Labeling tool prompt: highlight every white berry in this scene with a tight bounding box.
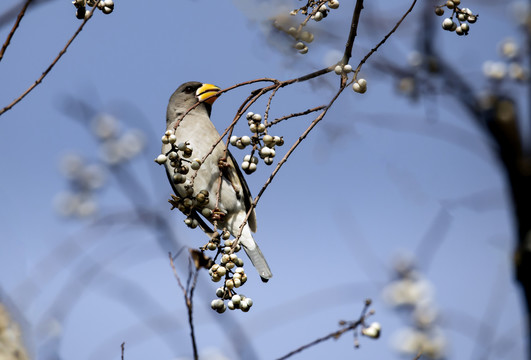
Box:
[442,18,454,30]
[260,147,271,157]
[262,134,274,145]
[241,136,251,146]
[191,159,201,170]
[300,31,314,43]
[328,0,339,9]
[211,299,223,310]
[155,154,167,164]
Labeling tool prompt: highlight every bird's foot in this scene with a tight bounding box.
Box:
[211,208,226,222]
[218,157,229,169]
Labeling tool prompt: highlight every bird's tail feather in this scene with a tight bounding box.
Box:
[239,234,273,282]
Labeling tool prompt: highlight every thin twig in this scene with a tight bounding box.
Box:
[276,300,373,360]
[353,0,418,79]
[266,105,327,127]
[288,66,332,84]
[0,0,48,29]
[0,1,100,117]
[263,85,281,125]
[169,252,199,360]
[121,342,125,360]
[220,77,279,94]
[169,253,187,293]
[0,0,32,62]
[276,323,360,360]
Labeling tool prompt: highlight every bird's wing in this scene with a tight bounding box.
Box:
[223,150,257,232]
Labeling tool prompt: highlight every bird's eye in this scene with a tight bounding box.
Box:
[183,86,194,94]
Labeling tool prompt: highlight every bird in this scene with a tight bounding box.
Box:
[161,81,273,282]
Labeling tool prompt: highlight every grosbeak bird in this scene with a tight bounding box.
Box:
[162,81,272,282]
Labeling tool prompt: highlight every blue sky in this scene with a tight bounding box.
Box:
[0,0,526,359]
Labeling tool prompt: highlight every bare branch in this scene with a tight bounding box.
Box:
[353,0,418,79]
[341,0,364,65]
[276,300,373,360]
[169,252,199,360]
[0,0,32,62]
[0,1,101,117]
[266,105,327,127]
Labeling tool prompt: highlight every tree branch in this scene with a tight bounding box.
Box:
[341,0,364,65]
[0,1,100,117]
[276,300,374,360]
[353,0,418,79]
[170,253,199,360]
[0,0,32,62]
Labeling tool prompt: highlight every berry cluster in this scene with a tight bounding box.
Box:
[205,236,254,313]
[352,78,367,94]
[334,63,353,75]
[229,112,284,174]
[435,0,477,36]
[482,39,527,82]
[333,63,368,94]
[290,0,340,19]
[212,291,254,314]
[383,256,446,358]
[156,131,212,223]
[284,0,340,54]
[157,133,199,182]
[56,113,145,218]
[72,0,114,19]
[55,153,105,218]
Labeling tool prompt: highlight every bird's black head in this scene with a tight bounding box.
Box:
[167,81,220,120]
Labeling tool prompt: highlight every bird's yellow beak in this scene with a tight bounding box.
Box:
[196,83,221,104]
